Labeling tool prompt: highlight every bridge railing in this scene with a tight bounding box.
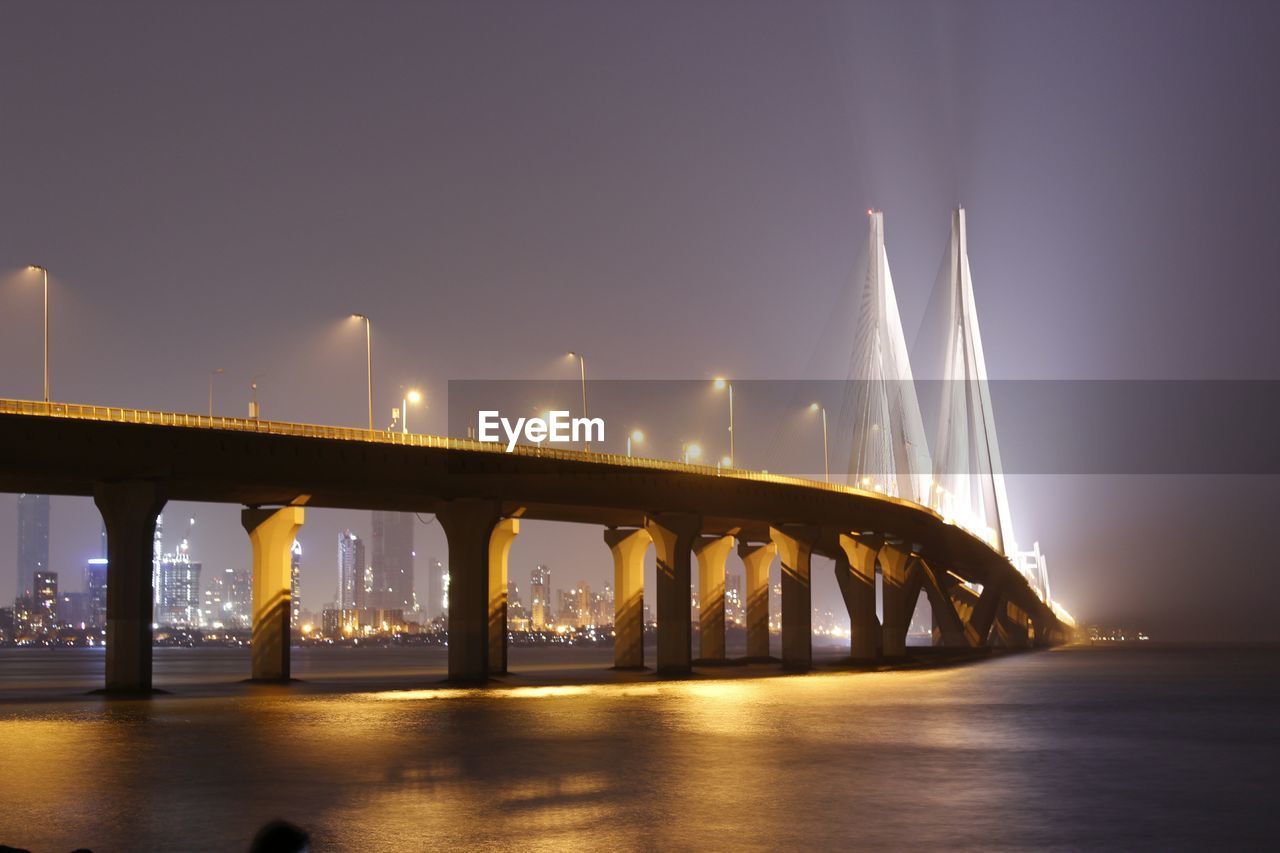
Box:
[0,397,936,516]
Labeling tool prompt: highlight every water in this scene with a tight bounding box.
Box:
[1,645,1276,851]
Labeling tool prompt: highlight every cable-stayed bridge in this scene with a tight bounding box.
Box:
[844,208,1058,611]
[0,208,1071,692]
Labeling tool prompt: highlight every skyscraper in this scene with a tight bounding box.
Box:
[202,566,251,629]
[530,565,550,630]
[290,539,302,626]
[157,540,201,627]
[32,570,57,629]
[152,514,164,619]
[426,556,444,619]
[17,493,50,599]
[370,511,414,611]
[85,558,108,629]
[338,530,366,610]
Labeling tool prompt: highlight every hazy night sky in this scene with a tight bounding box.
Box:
[2,0,1279,640]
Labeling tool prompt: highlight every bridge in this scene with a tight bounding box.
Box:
[0,207,1072,694]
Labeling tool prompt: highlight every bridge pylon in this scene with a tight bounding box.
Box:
[242,503,306,682]
[95,480,168,694]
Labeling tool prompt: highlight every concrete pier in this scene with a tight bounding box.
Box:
[604,527,650,669]
[95,481,167,694]
[878,544,913,657]
[694,535,734,662]
[646,513,700,675]
[487,518,520,675]
[737,540,775,660]
[913,559,969,647]
[242,504,305,682]
[834,533,879,660]
[771,526,815,671]
[438,500,507,682]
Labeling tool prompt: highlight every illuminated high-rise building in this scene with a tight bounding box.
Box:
[152,514,164,620]
[84,558,109,628]
[17,493,50,599]
[370,511,414,611]
[157,539,201,626]
[32,570,57,628]
[290,539,303,626]
[338,530,366,610]
[725,572,743,626]
[59,592,90,629]
[426,556,446,619]
[530,565,550,630]
[202,567,251,629]
[574,581,591,628]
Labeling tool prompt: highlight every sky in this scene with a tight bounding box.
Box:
[2,0,1279,640]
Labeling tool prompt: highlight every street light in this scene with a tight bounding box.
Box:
[26,265,49,402]
[809,402,829,483]
[402,388,423,434]
[683,441,702,464]
[208,368,224,417]
[567,351,588,450]
[627,428,644,457]
[713,376,733,467]
[351,314,373,430]
[249,374,266,419]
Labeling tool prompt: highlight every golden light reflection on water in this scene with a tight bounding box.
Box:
[0,652,1107,851]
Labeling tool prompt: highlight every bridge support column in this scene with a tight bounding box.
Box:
[834,534,878,661]
[878,544,913,658]
[694,535,734,662]
[771,526,816,671]
[95,481,167,694]
[967,582,1004,647]
[438,500,507,682]
[242,505,305,682]
[995,601,1031,648]
[646,513,700,675]
[487,518,520,675]
[915,560,969,648]
[1031,608,1060,647]
[605,528,650,669]
[738,541,775,660]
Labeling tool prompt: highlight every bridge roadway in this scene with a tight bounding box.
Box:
[0,399,1067,693]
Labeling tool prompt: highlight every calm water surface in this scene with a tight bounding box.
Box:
[1,644,1276,851]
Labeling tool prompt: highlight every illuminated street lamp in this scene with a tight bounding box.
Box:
[809,402,829,483]
[683,441,702,464]
[713,376,733,467]
[26,265,49,402]
[627,428,644,457]
[208,368,224,417]
[567,351,588,450]
[351,314,373,430]
[401,388,423,434]
[249,374,266,419]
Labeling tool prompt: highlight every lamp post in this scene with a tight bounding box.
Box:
[249,374,266,419]
[352,314,373,430]
[713,377,733,467]
[682,441,702,465]
[809,402,829,483]
[568,351,588,450]
[26,265,49,402]
[208,368,224,417]
[627,429,644,457]
[402,388,423,434]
